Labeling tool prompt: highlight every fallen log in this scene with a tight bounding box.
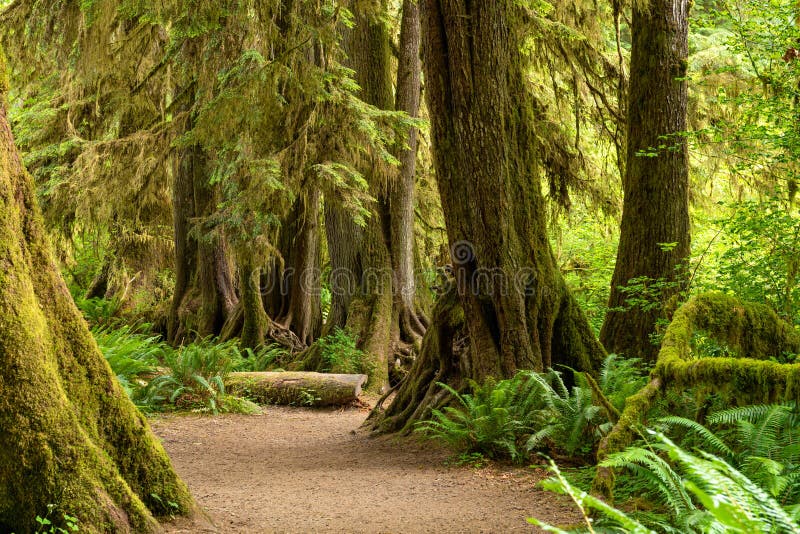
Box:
[226,372,368,407]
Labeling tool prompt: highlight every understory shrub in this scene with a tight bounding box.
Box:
[658,402,800,509]
[93,325,165,399]
[317,328,373,375]
[92,327,266,413]
[415,373,546,462]
[234,343,292,372]
[542,402,800,532]
[415,356,647,463]
[710,195,800,326]
[143,337,259,413]
[77,296,123,327]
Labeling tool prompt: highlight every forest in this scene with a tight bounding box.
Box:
[1,0,800,532]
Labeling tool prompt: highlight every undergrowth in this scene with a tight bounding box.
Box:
[532,430,800,533]
[317,328,373,375]
[415,355,647,463]
[530,401,800,532]
[91,325,290,414]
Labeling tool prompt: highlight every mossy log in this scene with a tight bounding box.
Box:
[0,50,194,532]
[594,292,800,497]
[226,372,368,406]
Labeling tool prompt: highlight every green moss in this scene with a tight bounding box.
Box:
[0,45,7,97]
[227,372,364,406]
[596,292,800,493]
[240,263,269,349]
[0,93,193,531]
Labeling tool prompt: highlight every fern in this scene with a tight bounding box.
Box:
[530,460,657,534]
[675,402,800,505]
[523,370,606,458]
[415,374,546,462]
[316,328,373,375]
[143,337,255,414]
[92,325,165,399]
[235,343,291,371]
[659,416,734,458]
[533,433,800,533]
[662,433,800,533]
[601,446,694,518]
[417,358,649,463]
[599,354,649,412]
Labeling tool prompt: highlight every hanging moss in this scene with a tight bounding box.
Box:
[594,292,800,497]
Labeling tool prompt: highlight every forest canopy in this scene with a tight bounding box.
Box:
[1,0,800,532]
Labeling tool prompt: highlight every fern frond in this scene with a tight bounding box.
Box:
[531,461,657,534]
[601,446,694,517]
[659,416,733,457]
[660,433,800,533]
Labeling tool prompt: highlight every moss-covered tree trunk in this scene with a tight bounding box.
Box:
[298,6,397,392]
[0,49,193,533]
[373,0,605,433]
[263,188,322,346]
[168,143,237,344]
[238,257,271,349]
[600,0,691,361]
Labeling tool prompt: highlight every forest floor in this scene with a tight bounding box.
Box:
[154,400,581,533]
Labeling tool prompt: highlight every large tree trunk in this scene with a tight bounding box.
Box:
[168,144,237,344]
[372,0,605,433]
[0,52,193,532]
[298,6,397,393]
[311,197,394,392]
[390,0,427,346]
[323,200,363,333]
[600,0,691,361]
[239,258,270,349]
[263,188,323,346]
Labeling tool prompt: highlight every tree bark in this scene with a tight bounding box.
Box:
[323,200,363,333]
[600,0,691,361]
[300,6,397,392]
[0,51,193,532]
[226,372,367,407]
[391,0,427,345]
[239,258,270,349]
[373,0,605,433]
[168,144,237,344]
[264,188,323,346]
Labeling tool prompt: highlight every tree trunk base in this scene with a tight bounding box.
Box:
[368,286,467,434]
[220,302,306,353]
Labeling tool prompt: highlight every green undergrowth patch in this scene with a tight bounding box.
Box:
[92,325,291,414]
[415,355,649,464]
[316,327,374,375]
[532,423,800,533]
[528,399,800,532]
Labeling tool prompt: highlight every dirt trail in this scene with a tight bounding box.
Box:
[153,405,579,533]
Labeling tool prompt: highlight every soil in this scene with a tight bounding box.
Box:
[153,403,582,533]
